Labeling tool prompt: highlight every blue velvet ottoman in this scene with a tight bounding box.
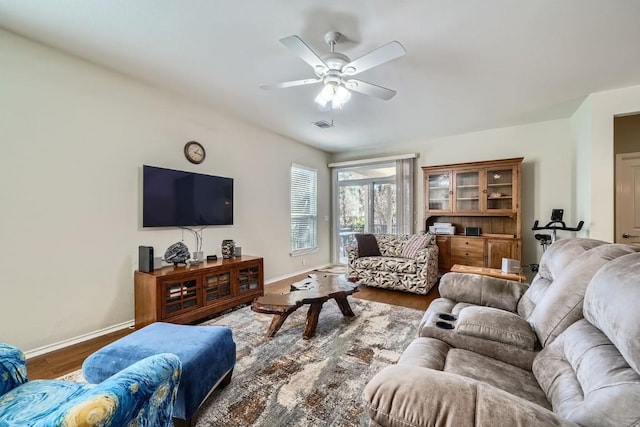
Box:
[82,322,236,425]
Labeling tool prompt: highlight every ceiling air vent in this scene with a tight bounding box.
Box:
[313,120,334,129]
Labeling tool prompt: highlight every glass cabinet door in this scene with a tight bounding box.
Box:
[162,278,199,318]
[238,264,260,293]
[485,167,515,212]
[454,170,480,212]
[203,271,231,304]
[426,172,452,212]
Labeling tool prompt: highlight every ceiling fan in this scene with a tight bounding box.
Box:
[261,31,406,110]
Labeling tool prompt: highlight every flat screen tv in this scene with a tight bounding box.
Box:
[143,165,233,227]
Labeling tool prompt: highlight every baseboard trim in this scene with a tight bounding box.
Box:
[265,263,332,284]
[25,265,334,359]
[25,320,134,359]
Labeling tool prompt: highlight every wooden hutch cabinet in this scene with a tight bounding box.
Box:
[134,255,263,328]
[423,158,523,272]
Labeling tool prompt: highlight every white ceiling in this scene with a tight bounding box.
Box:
[2,1,640,153]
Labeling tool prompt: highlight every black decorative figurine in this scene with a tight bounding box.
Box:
[164,242,190,266]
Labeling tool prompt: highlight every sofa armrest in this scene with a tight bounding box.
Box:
[43,353,182,427]
[364,365,577,427]
[0,343,27,397]
[347,245,359,269]
[439,272,529,312]
[415,245,438,264]
[414,244,439,280]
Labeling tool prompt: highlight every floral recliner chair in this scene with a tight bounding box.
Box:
[0,342,181,427]
[347,233,439,295]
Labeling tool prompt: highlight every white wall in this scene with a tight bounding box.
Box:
[570,97,592,238]
[572,85,640,241]
[0,29,331,352]
[330,119,575,272]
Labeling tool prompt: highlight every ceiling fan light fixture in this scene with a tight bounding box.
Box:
[314,83,351,109]
[334,85,351,104]
[314,84,334,107]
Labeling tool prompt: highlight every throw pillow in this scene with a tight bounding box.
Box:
[401,233,430,258]
[355,234,381,257]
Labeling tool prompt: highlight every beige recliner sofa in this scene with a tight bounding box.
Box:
[417,238,638,369]
[364,240,640,426]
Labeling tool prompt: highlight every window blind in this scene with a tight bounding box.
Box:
[290,163,318,255]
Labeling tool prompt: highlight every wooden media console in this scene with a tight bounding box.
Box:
[134,255,264,329]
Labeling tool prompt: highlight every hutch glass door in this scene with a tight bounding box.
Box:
[486,167,514,212]
[455,170,480,212]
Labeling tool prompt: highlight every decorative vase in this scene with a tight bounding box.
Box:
[221,239,235,259]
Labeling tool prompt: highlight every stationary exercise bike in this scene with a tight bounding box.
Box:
[529,209,584,272]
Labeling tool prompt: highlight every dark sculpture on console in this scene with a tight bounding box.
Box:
[164,242,190,266]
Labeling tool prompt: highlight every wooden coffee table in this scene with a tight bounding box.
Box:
[251,274,358,339]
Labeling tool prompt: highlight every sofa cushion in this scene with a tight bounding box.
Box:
[525,243,639,347]
[401,233,430,258]
[445,346,551,410]
[456,306,537,351]
[365,365,573,427]
[419,299,539,370]
[517,238,607,318]
[583,252,640,374]
[355,234,381,257]
[438,272,529,312]
[374,234,407,257]
[399,337,551,410]
[533,319,640,426]
[353,256,417,274]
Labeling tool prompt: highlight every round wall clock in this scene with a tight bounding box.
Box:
[184,141,206,164]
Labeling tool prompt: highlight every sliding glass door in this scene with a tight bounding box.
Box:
[333,159,413,264]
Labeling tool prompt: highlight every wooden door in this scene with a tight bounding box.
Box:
[486,239,515,269]
[435,236,451,272]
[616,153,640,246]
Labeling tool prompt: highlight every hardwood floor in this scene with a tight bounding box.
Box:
[26,272,439,380]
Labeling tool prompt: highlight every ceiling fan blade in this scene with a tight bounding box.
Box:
[341,41,406,76]
[260,78,322,90]
[279,35,328,73]
[345,79,397,100]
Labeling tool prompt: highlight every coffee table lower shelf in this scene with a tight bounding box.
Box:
[251,274,358,339]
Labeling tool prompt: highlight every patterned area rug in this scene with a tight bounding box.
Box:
[62,299,423,426]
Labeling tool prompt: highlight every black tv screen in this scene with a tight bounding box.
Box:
[143,165,233,227]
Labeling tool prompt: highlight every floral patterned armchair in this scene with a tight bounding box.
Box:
[0,342,181,427]
[347,233,439,295]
